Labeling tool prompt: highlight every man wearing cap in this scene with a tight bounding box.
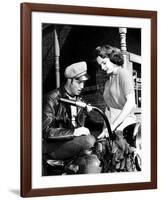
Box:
[42,61,96,167]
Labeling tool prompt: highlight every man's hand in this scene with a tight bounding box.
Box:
[86,104,93,112]
[97,128,109,139]
[73,127,90,137]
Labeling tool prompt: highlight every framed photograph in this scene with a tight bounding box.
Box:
[21,3,157,197]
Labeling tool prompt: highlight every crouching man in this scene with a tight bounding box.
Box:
[42,61,96,174]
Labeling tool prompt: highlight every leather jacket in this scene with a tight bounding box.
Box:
[43,87,88,140]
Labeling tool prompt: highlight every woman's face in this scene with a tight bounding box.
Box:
[96,56,115,74]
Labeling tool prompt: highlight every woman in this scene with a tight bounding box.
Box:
[94,45,136,138]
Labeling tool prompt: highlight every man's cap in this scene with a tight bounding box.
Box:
[64,61,89,81]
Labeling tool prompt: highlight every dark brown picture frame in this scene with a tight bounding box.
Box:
[21,2,157,197]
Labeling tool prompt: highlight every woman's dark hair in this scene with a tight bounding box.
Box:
[94,45,124,66]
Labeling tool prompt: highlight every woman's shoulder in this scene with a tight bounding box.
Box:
[118,67,132,79]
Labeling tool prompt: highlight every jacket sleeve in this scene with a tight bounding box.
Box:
[43,96,74,140]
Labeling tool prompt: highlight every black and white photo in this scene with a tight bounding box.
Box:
[42,24,142,176]
[21,3,157,197]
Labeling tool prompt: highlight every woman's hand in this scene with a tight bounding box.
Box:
[110,124,116,132]
[97,128,109,139]
[98,124,117,139]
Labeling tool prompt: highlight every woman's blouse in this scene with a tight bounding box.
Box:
[103,68,135,110]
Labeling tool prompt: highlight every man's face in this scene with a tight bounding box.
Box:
[69,78,85,96]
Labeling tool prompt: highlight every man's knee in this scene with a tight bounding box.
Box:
[83,135,96,149]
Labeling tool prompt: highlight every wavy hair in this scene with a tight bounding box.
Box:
[94,45,124,66]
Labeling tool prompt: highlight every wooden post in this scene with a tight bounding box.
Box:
[54,28,60,88]
[119,28,127,52]
[119,27,132,72]
[119,27,127,67]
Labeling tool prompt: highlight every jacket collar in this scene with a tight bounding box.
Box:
[60,86,81,101]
